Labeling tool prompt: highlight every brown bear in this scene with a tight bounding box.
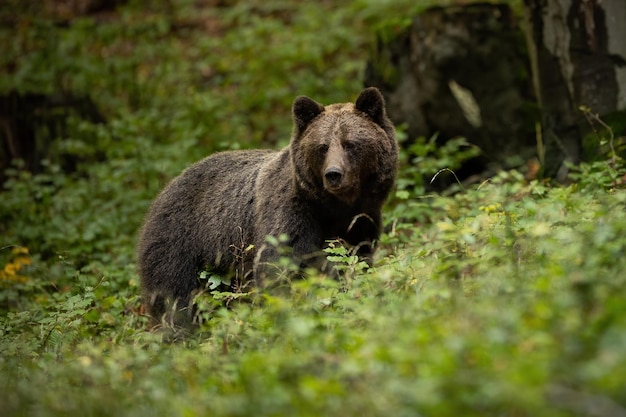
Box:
[137,87,397,329]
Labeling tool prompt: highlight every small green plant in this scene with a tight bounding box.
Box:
[199,270,232,292]
[386,134,482,233]
[396,134,482,197]
[323,240,370,281]
[569,106,626,190]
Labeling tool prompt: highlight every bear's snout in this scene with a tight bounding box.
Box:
[323,164,357,204]
[324,167,344,186]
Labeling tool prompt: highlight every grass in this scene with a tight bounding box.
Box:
[1,1,626,416]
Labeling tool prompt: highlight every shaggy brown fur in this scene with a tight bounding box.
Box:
[137,87,397,329]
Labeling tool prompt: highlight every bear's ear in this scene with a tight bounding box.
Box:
[355,87,387,126]
[293,96,324,135]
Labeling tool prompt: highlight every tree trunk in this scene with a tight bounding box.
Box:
[364,3,537,184]
[523,0,626,180]
[0,92,105,183]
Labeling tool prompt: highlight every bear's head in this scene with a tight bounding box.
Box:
[290,87,397,206]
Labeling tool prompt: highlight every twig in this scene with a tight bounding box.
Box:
[430,168,464,190]
[579,105,616,165]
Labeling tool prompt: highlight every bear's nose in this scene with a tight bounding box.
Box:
[324,167,343,185]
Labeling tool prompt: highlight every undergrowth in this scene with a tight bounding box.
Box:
[1,1,626,416]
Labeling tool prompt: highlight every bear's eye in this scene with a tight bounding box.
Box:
[343,141,358,152]
[317,144,329,155]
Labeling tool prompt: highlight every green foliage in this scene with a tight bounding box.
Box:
[572,105,626,191]
[1,1,626,416]
[323,240,370,279]
[396,134,482,195]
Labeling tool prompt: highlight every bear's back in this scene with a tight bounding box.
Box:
[139,149,280,275]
